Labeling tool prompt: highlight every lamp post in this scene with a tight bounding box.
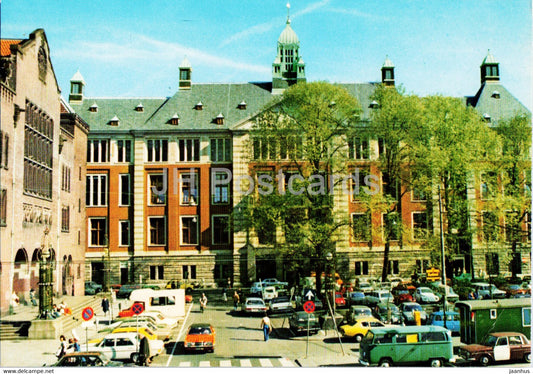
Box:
[103,235,110,293]
[38,227,54,319]
[438,187,448,328]
[325,252,334,315]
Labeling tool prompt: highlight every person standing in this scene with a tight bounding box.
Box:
[233,291,240,311]
[56,335,67,359]
[199,293,208,313]
[29,288,37,306]
[139,336,150,366]
[101,296,110,317]
[260,313,272,341]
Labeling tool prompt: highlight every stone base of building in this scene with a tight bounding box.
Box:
[28,318,61,339]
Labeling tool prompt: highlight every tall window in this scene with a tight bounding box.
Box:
[482,211,498,242]
[212,215,230,245]
[210,138,231,162]
[481,172,498,200]
[149,174,166,205]
[350,168,370,201]
[0,189,7,226]
[180,172,198,205]
[383,213,400,241]
[119,220,130,246]
[0,130,9,169]
[119,174,130,206]
[348,137,370,160]
[89,218,107,246]
[355,261,369,276]
[212,171,229,204]
[61,165,71,192]
[485,253,499,275]
[178,139,200,162]
[149,217,166,245]
[61,206,70,232]
[389,260,399,275]
[150,266,164,280]
[413,212,429,240]
[182,265,196,280]
[87,139,110,163]
[352,213,371,242]
[117,140,131,163]
[147,139,168,162]
[181,216,198,245]
[86,174,107,206]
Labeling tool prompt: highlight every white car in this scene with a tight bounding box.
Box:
[250,282,264,295]
[262,286,278,301]
[88,332,164,362]
[261,278,289,287]
[241,297,268,314]
[436,284,459,303]
[414,287,440,303]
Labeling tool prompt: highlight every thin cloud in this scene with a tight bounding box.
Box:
[54,34,270,74]
[220,0,331,47]
[327,7,389,21]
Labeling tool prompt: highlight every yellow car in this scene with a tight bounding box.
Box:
[339,316,385,342]
[112,326,158,341]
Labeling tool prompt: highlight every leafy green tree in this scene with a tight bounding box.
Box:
[245,82,361,293]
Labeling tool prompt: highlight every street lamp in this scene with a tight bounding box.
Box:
[38,227,54,319]
[103,235,110,293]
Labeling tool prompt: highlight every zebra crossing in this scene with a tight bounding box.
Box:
[176,357,297,368]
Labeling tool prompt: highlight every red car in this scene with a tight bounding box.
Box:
[335,292,346,307]
[458,332,531,366]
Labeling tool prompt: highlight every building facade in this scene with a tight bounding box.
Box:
[69,16,530,288]
[0,30,88,312]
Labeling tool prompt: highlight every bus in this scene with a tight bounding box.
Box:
[359,325,454,367]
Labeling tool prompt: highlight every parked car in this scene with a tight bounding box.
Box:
[261,278,289,287]
[471,283,506,299]
[268,296,293,314]
[165,279,199,293]
[85,281,103,295]
[458,332,531,365]
[414,287,440,304]
[393,288,415,304]
[88,332,163,362]
[357,281,373,293]
[374,303,401,324]
[288,311,320,335]
[503,284,530,298]
[241,297,268,314]
[50,352,122,367]
[400,302,427,325]
[435,284,459,303]
[112,326,161,346]
[339,316,385,342]
[249,282,264,296]
[347,292,366,306]
[262,286,278,301]
[346,305,373,324]
[184,323,216,353]
[335,292,346,308]
[110,284,122,292]
[365,290,394,306]
[117,284,142,299]
[115,321,170,341]
[428,311,460,334]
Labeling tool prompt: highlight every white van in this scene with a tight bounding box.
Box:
[129,289,185,318]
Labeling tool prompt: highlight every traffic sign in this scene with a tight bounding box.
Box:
[303,300,315,313]
[81,307,94,321]
[426,267,441,282]
[131,302,144,315]
[305,290,315,300]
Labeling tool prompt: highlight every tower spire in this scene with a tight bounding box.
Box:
[287,2,291,23]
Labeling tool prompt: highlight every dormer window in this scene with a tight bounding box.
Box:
[135,103,144,112]
[215,113,224,125]
[195,101,203,110]
[483,113,491,122]
[491,91,500,99]
[109,116,119,126]
[170,113,180,125]
[369,100,379,109]
[238,101,247,110]
[89,103,98,113]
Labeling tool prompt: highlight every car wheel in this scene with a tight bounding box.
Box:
[379,358,392,367]
[479,354,492,366]
[430,358,443,367]
[525,352,531,363]
[130,352,139,364]
[355,334,363,343]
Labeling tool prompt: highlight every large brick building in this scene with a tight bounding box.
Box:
[0,30,88,312]
[69,16,530,287]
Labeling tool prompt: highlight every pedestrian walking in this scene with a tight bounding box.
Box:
[29,288,37,306]
[199,293,208,313]
[139,336,150,366]
[233,291,240,311]
[260,312,272,341]
[73,338,81,352]
[101,296,110,317]
[55,335,68,359]
[227,277,232,289]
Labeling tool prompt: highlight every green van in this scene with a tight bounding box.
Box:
[359,325,454,367]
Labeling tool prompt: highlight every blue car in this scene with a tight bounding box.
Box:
[428,311,460,334]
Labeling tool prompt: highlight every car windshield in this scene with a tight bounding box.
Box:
[482,335,498,347]
[248,299,264,305]
[405,304,422,311]
[351,292,364,298]
[381,292,392,298]
[189,326,212,335]
[419,288,432,293]
[273,297,289,303]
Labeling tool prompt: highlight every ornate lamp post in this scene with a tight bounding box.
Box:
[38,227,54,319]
[325,252,334,314]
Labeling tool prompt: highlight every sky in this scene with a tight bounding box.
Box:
[1,0,531,110]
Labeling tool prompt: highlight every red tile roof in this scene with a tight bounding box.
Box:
[1,39,23,57]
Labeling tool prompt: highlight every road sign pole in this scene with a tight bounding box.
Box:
[85,326,88,352]
[306,315,310,357]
